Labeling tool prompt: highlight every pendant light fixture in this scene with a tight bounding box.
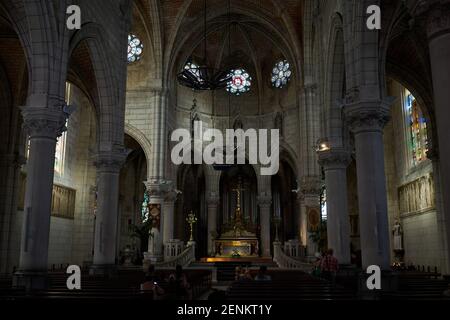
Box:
[177,0,231,91]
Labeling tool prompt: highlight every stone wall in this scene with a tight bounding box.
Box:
[385,80,442,271]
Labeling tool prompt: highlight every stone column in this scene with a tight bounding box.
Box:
[0,154,26,274]
[427,149,449,273]
[14,105,70,289]
[206,194,220,256]
[258,195,272,258]
[144,181,172,262]
[296,195,307,247]
[163,189,178,245]
[145,85,170,262]
[344,97,393,270]
[318,149,351,265]
[90,151,127,274]
[148,86,168,183]
[419,0,450,273]
[299,176,321,258]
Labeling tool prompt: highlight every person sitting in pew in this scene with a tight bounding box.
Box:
[254,266,272,281]
[244,268,253,281]
[235,266,242,281]
[443,284,450,298]
[236,267,253,282]
[168,265,192,300]
[321,249,339,285]
[140,265,165,300]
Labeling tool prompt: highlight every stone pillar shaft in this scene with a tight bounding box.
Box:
[344,98,393,270]
[0,154,24,273]
[207,196,219,256]
[149,88,168,182]
[319,149,351,265]
[299,176,321,257]
[424,2,450,273]
[144,181,175,261]
[163,191,178,245]
[18,106,69,272]
[258,196,272,257]
[92,152,126,267]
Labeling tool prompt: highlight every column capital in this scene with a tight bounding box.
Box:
[93,150,128,173]
[206,193,220,206]
[257,195,272,208]
[415,0,450,40]
[144,179,173,199]
[300,83,318,95]
[149,81,170,96]
[20,104,74,139]
[318,148,351,170]
[299,175,322,196]
[164,189,180,203]
[343,95,395,134]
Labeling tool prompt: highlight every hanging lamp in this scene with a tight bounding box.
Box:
[177,0,231,91]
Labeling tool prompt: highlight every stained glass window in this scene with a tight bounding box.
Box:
[227,68,252,95]
[127,34,143,63]
[320,187,327,221]
[271,60,292,88]
[141,192,150,223]
[404,89,428,167]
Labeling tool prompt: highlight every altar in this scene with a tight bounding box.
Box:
[213,177,259,258]
[214,233,259,258]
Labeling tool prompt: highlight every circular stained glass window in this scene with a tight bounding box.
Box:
[128,34,144,64]
[226,68,252,95]
[271,60,292,88]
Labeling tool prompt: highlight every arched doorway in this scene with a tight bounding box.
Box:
[175,164,206,258]
[118,134,147,263]
[271,160,298,243]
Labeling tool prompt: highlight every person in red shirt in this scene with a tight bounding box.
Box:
[321,249,339,285]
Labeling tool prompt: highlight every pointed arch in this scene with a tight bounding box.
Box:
[68,22,125,147]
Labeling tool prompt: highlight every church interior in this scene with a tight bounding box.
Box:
[1,0,450,302]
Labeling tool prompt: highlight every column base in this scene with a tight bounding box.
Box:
[357,271,398,300]
[143,252,163,263]
[143,253,163,272]
[13,271,48,290]
[187,241,196,247]
[89,264,118,277]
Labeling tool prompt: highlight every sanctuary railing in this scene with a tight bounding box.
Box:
[273,242,312,272]
[157,242,196,268]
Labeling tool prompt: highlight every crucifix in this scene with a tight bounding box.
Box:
[232,176,246,224]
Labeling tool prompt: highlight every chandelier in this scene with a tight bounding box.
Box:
[178,62,231,91]
[177,0,231,90]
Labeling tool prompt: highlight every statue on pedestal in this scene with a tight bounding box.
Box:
[144,204,163,264]
[392,219,405,265]
[148,219,162,256]
[393,219,403,251]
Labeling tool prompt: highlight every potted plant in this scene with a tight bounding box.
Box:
[129,220,151,264]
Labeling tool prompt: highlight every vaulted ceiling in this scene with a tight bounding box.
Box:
[131,0,304,83]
